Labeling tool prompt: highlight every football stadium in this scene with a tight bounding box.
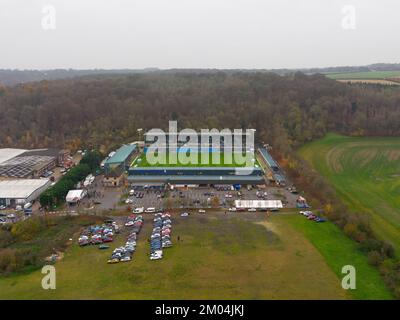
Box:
[127,130,266,186]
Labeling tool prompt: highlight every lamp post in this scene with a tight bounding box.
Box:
[137,128,143,142]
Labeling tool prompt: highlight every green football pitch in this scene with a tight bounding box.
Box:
[131,152,260,168]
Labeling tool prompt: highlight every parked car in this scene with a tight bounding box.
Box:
[248,208,257,212]
[228,207,237,212]
[133,207,144,214]
[120,254,132,262]
[125,220,134,227]
[198,209,206,214]
[150,250,163,260]
[78,235,90,246]
[180,212,189,217]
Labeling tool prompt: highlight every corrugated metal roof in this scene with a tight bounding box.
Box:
[129,166,262,172]
[258,148,279,168]
[0,148,27,165]
[274,173,286,182]
[127,175,264,184]
[105,144,136,165]
[0,179,50,199]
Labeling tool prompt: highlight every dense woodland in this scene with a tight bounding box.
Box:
[1,72,400,154]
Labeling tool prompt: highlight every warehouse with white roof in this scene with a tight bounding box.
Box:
[0,179,51,207]
[0,148,27,165]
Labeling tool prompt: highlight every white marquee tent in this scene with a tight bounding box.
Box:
[234,200,283,209]
[66,189,87,203]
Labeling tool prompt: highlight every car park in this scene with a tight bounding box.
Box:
[299,210,327,223]
[107,225,142,264]
[78,222,118,246]
[150,212,173,260]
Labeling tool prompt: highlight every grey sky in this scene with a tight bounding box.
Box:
[0,0,399,69]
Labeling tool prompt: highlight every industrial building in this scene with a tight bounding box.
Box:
[103,144,138,187]
[0,148,69,179]
[0,179,51,206]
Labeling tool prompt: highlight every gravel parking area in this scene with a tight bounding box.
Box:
[94,183,299,212]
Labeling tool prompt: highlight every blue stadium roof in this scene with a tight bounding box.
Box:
[105,144,136,165]
[274,173,286,183]
[258,148,279,169]
[127,174,264,184]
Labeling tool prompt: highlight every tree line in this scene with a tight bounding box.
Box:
[39,151,102,208]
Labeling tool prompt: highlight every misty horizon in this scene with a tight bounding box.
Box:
[1,0,399,70]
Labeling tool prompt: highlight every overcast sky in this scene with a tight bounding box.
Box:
[0,0,399,70]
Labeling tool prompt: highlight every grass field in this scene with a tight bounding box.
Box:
[326,71,400,80]
[283,215,391,299]
[132,152,259,168]
[0,212,391,299]
[299,133,400,255]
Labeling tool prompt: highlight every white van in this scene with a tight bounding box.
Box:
[145,207,156,213]
[24,202,32,210]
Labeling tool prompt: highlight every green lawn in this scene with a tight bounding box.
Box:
[281,214,392,299]
[132,152,260,168]
[0,213,356,300]
[299,133,400,255]
[326,71,400,80]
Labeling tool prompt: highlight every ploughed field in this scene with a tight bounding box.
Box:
[299,133,400,255]
[0,212,391,299]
